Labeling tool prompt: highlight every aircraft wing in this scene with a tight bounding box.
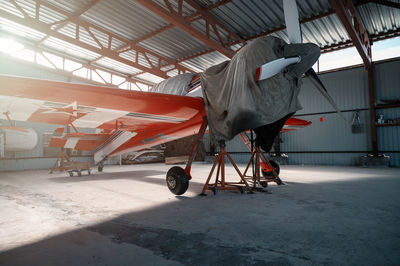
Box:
[282,117,312,132]
[0,76,205,163]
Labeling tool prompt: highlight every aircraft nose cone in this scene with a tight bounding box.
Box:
[283,43,320,78]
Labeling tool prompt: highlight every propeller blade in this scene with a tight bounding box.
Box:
[305,68,346,121]
[255,57,301,81]
[283,0,302,44]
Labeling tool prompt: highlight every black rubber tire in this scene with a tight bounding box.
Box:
[98,165,103,172]
[260,181,268,188]
[166,166,189,195]
[69,172,73,177]
[262,160,280,177]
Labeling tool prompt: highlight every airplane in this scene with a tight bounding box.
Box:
[0,111,38,153]
[0,0,342,195]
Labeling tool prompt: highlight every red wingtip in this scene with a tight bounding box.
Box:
[285,117,312,126]
[255,67,261,81]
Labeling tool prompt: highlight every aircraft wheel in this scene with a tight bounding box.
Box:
[166,166,189,195]
[262,160,280,177]
[260,181,268,188]
[98,165,103,172]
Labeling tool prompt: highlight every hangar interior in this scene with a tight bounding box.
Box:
[0,0,400,265]
[0,0,399,169]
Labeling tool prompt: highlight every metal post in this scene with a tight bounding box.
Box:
[273,135,281,156]
[0,133,4,158]
[368,66,378,156]
[184,117,208,178]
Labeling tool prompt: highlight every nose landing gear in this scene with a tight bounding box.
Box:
[166,166,189,195]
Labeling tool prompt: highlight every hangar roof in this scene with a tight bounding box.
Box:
[0,0,399,87]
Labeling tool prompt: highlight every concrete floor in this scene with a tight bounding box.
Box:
[0,163,399,265]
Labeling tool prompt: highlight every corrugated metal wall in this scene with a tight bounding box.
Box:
[375,59,400,167]
[208,58,400,167]
[280,64,371,165]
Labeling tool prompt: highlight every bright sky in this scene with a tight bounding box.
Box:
[316,36,400,72]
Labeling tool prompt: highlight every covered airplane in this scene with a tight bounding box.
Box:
[0,0,341,195]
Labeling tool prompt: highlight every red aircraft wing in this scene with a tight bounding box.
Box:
[0,76,205,163]
[281,117,312,132]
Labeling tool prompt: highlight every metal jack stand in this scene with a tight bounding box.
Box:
[242,146,283,189]
[239,132,283,189]
[50,148,72,173]
[200,140,252,195]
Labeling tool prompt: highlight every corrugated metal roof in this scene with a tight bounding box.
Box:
[202,0,331,39]
[95,57,142,75]
[42,37,100,61]
[0,0,400,82]
[154,0,196,16]
[139,27,209,61]
[81,0,170,42]
[179,51,229,72]
[44,0,95,14]
[0,17,46,41]
[358,1,400,36]
[207,0,399,47]
[135,72,165,84]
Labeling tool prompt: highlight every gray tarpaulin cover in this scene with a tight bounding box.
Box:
[151,73,196,95]
[150,36,319,141]
[201,36,319,140]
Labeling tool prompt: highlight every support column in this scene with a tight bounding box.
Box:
[368,66,378,156]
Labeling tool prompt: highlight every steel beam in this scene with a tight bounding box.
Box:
[37,0,101,45]
[1,0,193,80]
[0,31,153,89]
[38,1,193,76]
[136,0,245,59]
[131,0,234,45]
[176,1,377,65]
[331,0,372,69]
[176,8,339,63]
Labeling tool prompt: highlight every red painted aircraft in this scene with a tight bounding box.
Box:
[0,0,340,195]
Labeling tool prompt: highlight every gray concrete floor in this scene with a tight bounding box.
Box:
[0,163,399,265]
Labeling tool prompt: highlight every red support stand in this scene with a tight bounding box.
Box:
[200,140,252,195]
[50,149,72,173]
[184,117,208,179]
[242,146,283,188]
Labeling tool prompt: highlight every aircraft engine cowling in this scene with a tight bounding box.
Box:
[1,128,38,152]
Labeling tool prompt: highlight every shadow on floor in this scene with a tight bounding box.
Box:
[1,171,400,265]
